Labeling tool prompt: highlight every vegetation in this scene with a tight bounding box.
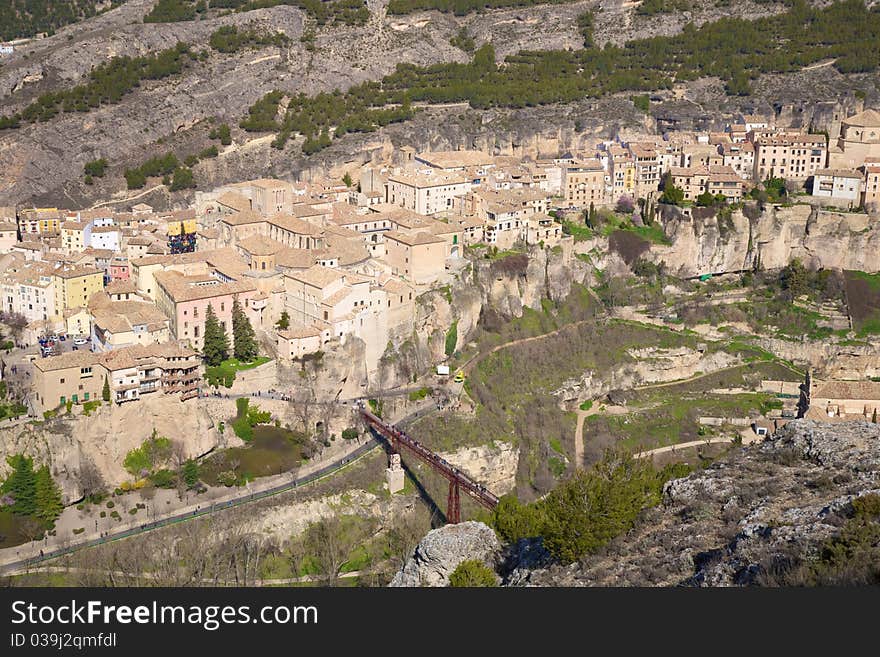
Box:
[492,450,690,562]
[181,459,200,489]
[123,431,173,476]
[124,152,181,190]
[205,356,271,387]
[213,0,370,26]
[84,158,108,178]
[449,559,497,586]
[102,375,110,402]
[444,320,458,357]
[168,166,196,191]
[1,43,192,129]
[276,310,291,330]
[232,297,259,362]
[231,397,272,442]
[209,123,232,146]
[766,494,880,585]
[144,0,196,23]
[209,25,289,53]
[387,0,579,16]
[202,303,230,366]
[636,0,691,16]
[449,27,476,53]
[631,94,650,113]
[577,10,594,48]
[0,0,126,41]
[844,271,880,336]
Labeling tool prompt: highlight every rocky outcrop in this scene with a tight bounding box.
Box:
[0,394,221,502]
[390,520,500,586]
[519,420,880,586]
[653,204,880,277]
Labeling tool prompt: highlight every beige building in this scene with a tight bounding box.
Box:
[563,159,606,207]
[752,132,827,181]
[862,164,880,211]
[385,170,471,216]
[828,108,880,170]
[383,231,447,285]
[806,379,880,422]
[31,342,200,413]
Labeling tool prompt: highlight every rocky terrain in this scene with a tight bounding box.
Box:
[0,393,224,502]
[0,0,874,208]
[391,419,880,586]
[650,203,880,277]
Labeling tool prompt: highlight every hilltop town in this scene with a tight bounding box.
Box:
[2,98,880,584]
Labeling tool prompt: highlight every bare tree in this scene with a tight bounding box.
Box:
[78,456,106,500]
[303,516,365,586]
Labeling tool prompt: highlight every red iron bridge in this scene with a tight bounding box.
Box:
[359,403,499,523]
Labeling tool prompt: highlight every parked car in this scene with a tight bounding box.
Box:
[59,335,66,341]
[73,338,89,346]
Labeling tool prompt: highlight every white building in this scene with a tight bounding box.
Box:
[811,169,863,208]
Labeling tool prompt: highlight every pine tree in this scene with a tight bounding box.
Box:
[276,310,290,331]
[34,465,63,523]
[2,454,37,516]
[102,375,110,402]
[202,303,229,366]
[232,297,258,362]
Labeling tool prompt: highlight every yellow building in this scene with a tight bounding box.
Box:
[53,266,104,312]
[61,220,87,254]
[18,208,62,235]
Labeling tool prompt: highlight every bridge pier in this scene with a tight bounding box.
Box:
[447,481,461,524]
[386,453,405,494]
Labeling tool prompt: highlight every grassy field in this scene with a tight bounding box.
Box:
[205,356,272,388]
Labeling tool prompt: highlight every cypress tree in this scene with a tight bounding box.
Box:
[202,303,229,366]
[102,375,111,402]
[34,465,63,523]
[276,310,290,331]
[2,454,37,516]
[232,297,258,362]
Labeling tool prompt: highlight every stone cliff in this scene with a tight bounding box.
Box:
[0,394,222,503]
[652,204,880,277]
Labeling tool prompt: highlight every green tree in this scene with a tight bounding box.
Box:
[2,454,37,516]
[695,191,716,207]
[84,158,108,178]
[34,465,63,523]
[169,166,195,191]
[444,321,458,357]
[202,303,229,366]
[102,375,110,402]
[182,459,200,489]
[232,297,258,362]
[276,310,290,330]
[449,560,497,587]
[342,172,353,187]
[660,182,685,205]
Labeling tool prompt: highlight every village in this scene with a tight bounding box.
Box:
[0,106,878,421]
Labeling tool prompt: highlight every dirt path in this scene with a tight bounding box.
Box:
[88,185,164,209]
[635,431,761,459]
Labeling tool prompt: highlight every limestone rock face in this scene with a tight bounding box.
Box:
[653,205,880,277]
[0,394,221,503]
[389,521,500,587]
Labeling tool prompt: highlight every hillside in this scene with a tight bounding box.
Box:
[392,420,880,586]
[0,0,876,208]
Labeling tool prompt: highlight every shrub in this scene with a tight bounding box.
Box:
[341,428,359,440]
[449,560,497,587]
[445,321,458,357]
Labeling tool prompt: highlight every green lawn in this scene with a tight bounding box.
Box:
[205,356,271,388]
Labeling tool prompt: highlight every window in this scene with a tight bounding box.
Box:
[84,392,89,401]
[60,378,65,384]
[324,311,329,320]
[221,302,225,312]
[60,396,65,404]
[194,326,199,338]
